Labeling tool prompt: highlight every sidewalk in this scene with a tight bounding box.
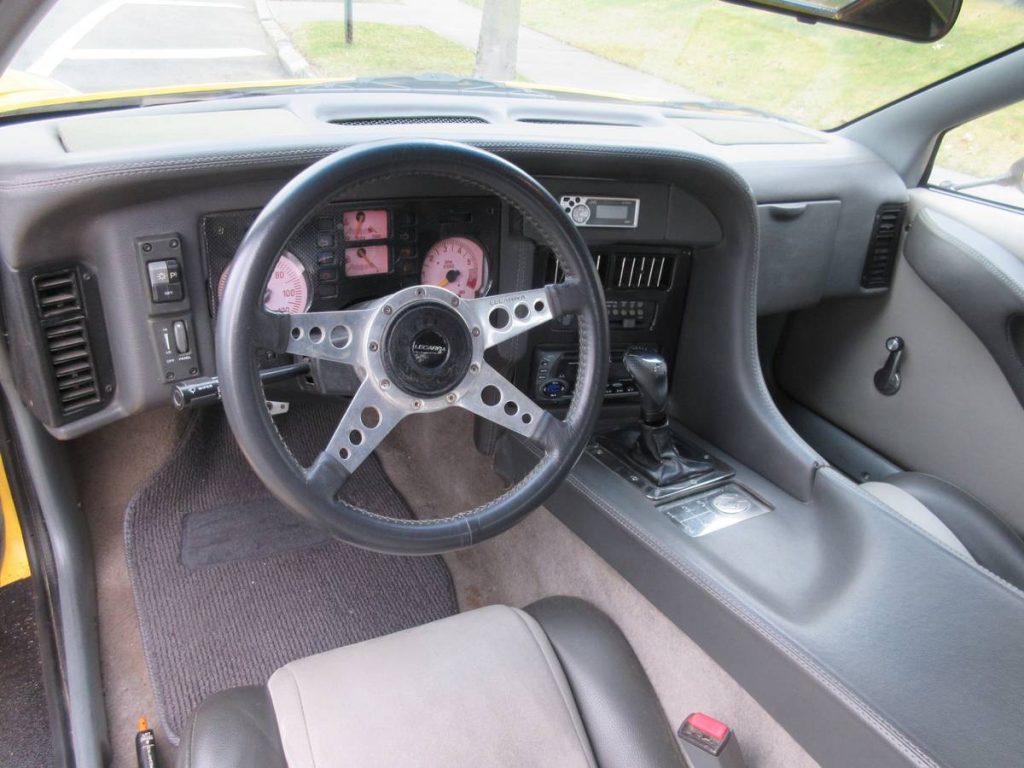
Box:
[268,0,701,102]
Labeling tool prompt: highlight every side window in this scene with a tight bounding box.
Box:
[927,103,1024,210]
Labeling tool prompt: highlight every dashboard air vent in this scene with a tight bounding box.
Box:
[33,269,101,415]
[612,253,673,290]
[860,204,907,289]
[45,318,99,412]
[545,250,609,285]
[330,116,488,126]
[33,269,81,318]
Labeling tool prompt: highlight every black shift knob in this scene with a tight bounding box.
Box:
[623,347,668,425]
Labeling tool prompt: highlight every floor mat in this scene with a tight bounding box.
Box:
[0,579,53,767]
[125,402,457,742]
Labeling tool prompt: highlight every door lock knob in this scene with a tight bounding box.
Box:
[874,335,904,396]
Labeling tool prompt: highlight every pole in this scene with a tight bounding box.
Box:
[345,0,353,44]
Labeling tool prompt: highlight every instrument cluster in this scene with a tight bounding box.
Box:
[201,196,501,317]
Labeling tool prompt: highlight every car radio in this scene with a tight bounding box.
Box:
[532,344,658,402]
[559,196,640,228]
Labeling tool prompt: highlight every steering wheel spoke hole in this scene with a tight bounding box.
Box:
[330,325,351,348]
[488,307,511,330]
[481,384,502,407]
[308,326,324,343]
[360,406,381,429]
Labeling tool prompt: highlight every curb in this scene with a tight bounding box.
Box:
[255,0,316,79]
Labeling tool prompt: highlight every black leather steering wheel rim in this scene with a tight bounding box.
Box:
[217,140,608,555]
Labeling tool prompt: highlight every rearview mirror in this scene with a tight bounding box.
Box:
[721,0,962,42]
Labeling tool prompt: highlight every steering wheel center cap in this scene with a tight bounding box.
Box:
[382,302,473,397]
[410,329,450,369]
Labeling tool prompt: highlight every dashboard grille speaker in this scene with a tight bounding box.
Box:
[330,116,488,126]
[612,253,673,289]
[860,203,907,289]
[33,269,100,414]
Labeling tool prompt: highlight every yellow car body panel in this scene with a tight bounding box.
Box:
[0,76,647,117]
[0,455,29,586]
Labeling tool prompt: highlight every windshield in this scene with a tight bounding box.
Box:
[5,0,1021,130]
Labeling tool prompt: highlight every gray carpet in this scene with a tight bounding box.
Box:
[124,402,457,743]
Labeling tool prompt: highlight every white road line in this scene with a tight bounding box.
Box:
[66,47,268,60]
[27,0,248,77]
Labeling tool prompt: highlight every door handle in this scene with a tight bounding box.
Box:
[874,336,904,396]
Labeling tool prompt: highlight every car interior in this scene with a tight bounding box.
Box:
[1,0,1023,767]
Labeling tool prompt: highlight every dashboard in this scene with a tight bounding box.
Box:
[0,91,909,439]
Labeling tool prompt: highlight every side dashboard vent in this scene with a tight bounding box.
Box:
[612,253,673,290]
[33,269,81,317]
[860,204,907,289]
[32,269,102,415]
[330,115,488,126]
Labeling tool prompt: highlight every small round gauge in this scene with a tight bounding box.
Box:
[420,237,489,298]
[218,251,311,314]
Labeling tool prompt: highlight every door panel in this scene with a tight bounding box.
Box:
[776,188,1024,532]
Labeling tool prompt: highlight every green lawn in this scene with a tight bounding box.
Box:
[470,0,1023,177]
[294,7,1023,178]
[293,22,476,80]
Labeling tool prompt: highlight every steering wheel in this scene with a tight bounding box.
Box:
[217,140,609,554]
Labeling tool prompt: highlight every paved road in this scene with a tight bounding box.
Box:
[11,0,286,93]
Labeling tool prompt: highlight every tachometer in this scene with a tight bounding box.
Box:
[218,251,311,314]
[420,237,488,298]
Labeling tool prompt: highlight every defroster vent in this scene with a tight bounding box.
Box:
[860,204,907,289]
[331,116,488,127]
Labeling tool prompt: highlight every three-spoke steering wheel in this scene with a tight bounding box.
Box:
[218,140,609,554]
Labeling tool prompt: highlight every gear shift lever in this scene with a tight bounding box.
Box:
[608,348,714,486]
[623,348,670,425]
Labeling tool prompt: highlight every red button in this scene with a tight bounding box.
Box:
[686,712,730,743]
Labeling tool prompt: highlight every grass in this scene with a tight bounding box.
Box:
[293,7,1024,178]
[292,22,476,80]
[468,0,1024,177]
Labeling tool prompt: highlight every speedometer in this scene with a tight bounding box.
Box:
[420,237,489,298]
[218,251,311,314]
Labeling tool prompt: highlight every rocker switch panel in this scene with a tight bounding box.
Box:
[136,234,188,309]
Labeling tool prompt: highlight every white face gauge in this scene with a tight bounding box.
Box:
[219,251,311,314]
[420,237,488,298]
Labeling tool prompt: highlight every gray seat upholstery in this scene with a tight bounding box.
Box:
[177,597,686,768]
[864,472,1024,589]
